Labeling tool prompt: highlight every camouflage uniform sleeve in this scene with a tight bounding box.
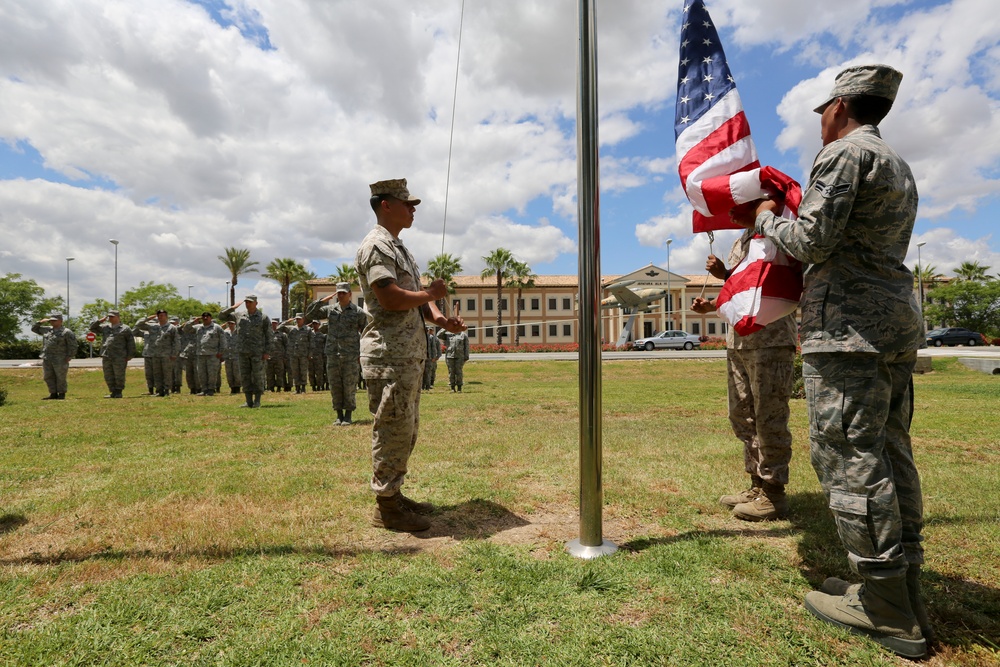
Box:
[125,327,137,358]
[357,243,397,286]
[218,306,237,323]
[31,323,49,336]
[89,320,103,335]
[170,328,181,357]
[263,315,274,348]
[462,334,469,360]
[304,300,325,323]
[755,141,861,265]
[134,320,151,333]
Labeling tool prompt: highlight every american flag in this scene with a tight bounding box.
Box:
[674,0,799,232]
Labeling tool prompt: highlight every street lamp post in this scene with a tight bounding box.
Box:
[188,285,193,300]
[109,239,119,308]
[66,257,75,319]
[916,241,926,327]
[666,239,673,330]
[225,281,230,307]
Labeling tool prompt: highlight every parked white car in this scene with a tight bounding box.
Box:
[632,330,702,351]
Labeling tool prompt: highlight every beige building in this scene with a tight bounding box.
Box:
[308,263,732,346]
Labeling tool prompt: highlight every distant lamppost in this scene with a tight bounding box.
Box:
[225,281,230,306]
[109,239,120,308]
[66,257,75,319]
[665,238,673,329]
[916,241,926,326]
[188,284,193,300]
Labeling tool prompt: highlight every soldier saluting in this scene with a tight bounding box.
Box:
[90,310,136,398]
[32,313,76,400]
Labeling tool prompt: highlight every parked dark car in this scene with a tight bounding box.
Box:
[925,327,986,347]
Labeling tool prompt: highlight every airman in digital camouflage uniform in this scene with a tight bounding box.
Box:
[178,316,201,394]
[141,329,155,394]
[32,313,76,400]
[170,316,183,392]
[134,310,180,397]
[437,328,469,392]
[734,65,928,658]
[220,295,272,408]
[306,282,368,425]
[308,320,327,391]
[267,319,289,392]
[280,313,311,394]
[356,178,465,531]
[182,312,227,396]
[692,231,797,521]
[223,320,241,394]
[422,326,441,390]
[90,310,137,398]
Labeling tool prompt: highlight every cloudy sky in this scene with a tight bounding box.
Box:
[2,0,998,320]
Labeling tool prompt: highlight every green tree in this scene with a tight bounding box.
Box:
[264,258,307,320]
[78,299,117,328]
[289,269,318,316]
[505,260,536,346]
[218,247,260,307]
[953,261,991,282]
[480,248,516,345]
[330,263,359,288]
[116,282,181,324]
[0,273,64,343]
[925,279,1000,337]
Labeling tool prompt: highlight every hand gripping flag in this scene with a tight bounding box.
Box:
[675,1,803,334]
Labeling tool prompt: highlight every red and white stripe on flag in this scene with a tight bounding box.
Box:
[716,236,803,336]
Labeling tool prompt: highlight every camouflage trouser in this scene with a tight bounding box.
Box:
[328,355,360,410]
[225,357,241,389]
[143,357,154,392]
[42,358,70,394]
[422,358,437,389]
[445,358,466,388]
[267,357,287,390]
[364,360,423,496]
[150,357,174,394]
[173,357,183,389]
[803,350,923,580]
[309,355,325,387]
[181,356,200,393]
[102,356,128,394]
[727,346,795,486]
[239,354,267,393]
[196,356,222,394]
[289,355,309,387]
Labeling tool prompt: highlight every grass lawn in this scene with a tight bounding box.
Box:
[0,357,998,666]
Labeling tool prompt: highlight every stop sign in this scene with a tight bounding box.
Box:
[86,332,96,342]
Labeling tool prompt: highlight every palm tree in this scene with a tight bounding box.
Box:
[505,260,536,345]
[218,247,259,307]
[480,248,516,345]
[953,260,990,282]
[424,253,463,317]
[331,263,359,288]
[264,257,307,320]
[289,269,318,315]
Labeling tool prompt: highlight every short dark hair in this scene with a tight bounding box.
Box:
[370,194,388,213]
[842,94,893,126]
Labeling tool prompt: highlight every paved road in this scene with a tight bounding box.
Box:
[1,346,996,368]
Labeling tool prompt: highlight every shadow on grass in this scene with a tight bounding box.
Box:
[791,490,1000,655]
[412,498,530,541]
[620,526,799,552]
[0,513,29,535]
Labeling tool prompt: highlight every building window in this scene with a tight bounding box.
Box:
[485,298,494,311]
[563,324,571,336]
[499,326,508,337]
[500,298,508,311]
[467,326,476,338]
[485,327,494,338]
[466,299,476,312]
[691,322,700,335]
[562,298,571,310]
[549,324,557,336]
[531,298,540,311]
[531,325,540,337]
[357,297,365,308]
[708,322,716,335]
[548,298,557,310]
[517,325,525,337]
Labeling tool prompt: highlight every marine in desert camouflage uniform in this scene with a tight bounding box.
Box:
[734,65,929,658]
[356,178,465,532]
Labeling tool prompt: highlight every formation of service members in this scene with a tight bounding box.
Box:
[135,310,180,396]
[437,327,469,392]
[32,313,77,400]
[267,318,289,392]
[89,310,137,398]
[181,312,228,396]
[219,295,272,408]
[422,326,441,390]
[731,65,930,658]
[308,320,327,391]
[279,313,312,394]
[223,320,241,394]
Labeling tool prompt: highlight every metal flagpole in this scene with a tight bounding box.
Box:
[567,0,616,560]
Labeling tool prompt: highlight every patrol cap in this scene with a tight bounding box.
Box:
[295,312,304,319]
[335,282,351,294]
[272,318,280,322]
[814,64,903,113]
[107,310,120,317]
[169,316,180,323]
[369,178,421,205]
[48,312,64,320]
[243,294,258,303]
[156,309,168,315]
[310,320,321,327]
[201,311,212,318]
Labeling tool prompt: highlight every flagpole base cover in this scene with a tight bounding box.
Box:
[566,538,618,560]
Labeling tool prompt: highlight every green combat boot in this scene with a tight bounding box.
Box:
[719,476,763,508]
[372,494,431,532]
[805,577,927,659]
[822,565,934,645]
[732,483,788,521]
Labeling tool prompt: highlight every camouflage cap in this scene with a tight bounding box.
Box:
[169,316,180,323]
[243,294,258,303]
[814,64,903,113]
[369,178,421,205]
[107,310,120,317]
[201,311,213,318]
[295,312,304,319]
[335,282,351,294]
[48,312,64,320]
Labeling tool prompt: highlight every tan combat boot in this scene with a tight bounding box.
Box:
[398,493,434,515]
[822,565,934,645]
[373,494,431,532]
[805,577,926,659]
[719,476,763,508]
[732,483,788,521]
